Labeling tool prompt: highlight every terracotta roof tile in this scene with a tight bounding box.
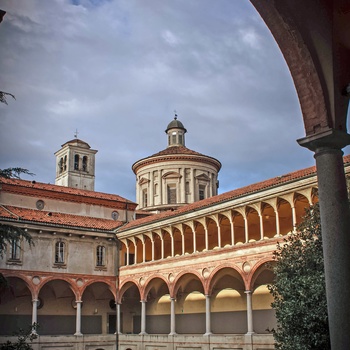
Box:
[0,205,123,231]
[120,155,350,231]
[0,178,136,208]
[151,146,206,157]
[132,146,221,173]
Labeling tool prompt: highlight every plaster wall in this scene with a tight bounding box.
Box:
[135,159,219,211]
[0,231,117,276]
[0,192,129,221]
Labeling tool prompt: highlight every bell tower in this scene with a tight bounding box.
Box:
[54,138,97,191]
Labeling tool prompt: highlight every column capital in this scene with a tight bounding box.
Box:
[244,290,252,295]
[297,129,350,152]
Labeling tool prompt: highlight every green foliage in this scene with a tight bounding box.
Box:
[0,167,35,258]
[0,224,34,259]
[0,323,38,350]
[0,168,34,179]
[268,203,330,350]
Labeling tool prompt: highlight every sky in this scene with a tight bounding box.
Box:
[1,0,348,202]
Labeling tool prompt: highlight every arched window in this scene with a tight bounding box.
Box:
[58,158,63,174]
[55,241,65,264]
[82,156,88,171]
[74,154,79,170]
[96,246,106,266]
[63,155,67,171]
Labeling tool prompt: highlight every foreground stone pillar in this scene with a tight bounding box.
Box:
[245,290,254,334]
[169,297,176,335]
[204,295,212,336]
[31,299,38,334]
[117,303,121,334]
[140,300,147,335]
[299,130,350,349]
[74,300,83,336]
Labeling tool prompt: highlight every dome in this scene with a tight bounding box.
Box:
[165,116,187,133]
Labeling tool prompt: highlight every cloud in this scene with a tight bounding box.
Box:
[0,0,326,202]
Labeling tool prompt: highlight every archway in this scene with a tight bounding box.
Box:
[37,279,75,335]
[0,277,32,335]
[82,282,115,334]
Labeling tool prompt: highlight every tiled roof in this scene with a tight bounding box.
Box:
[132,146,221,173]
[0,205,123,231]
[119,155,350,231]
[151,146,206,157]
[0,178,137,208]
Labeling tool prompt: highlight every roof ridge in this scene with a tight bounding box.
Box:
[0,205,20,219]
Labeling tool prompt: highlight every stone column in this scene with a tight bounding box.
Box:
[298,130,350,349]
[170,232,174,257]
[192,227,196,253]
[217,224,221,248]
[180,168,186,203]
[31,299,38,334]
[245,291,254,334]
[291,205,297,232]
[204,226,209,251]
[204,295,212,336]
[230,218,235,245]
[140,300,147,335]
[116,303,121,334]
[151,238,155,261]
[169,297,176,335]
[274,208,280,236]
[244,216,249,243]
[134,242,138,264]
[126,245,129,266]
[259,214,264,240]
[149,172,154,207]
[74,300,83,336]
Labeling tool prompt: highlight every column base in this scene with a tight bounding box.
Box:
[139,332,147,335]
[169,332,177,336]
[204,332,212,336]
[74,332,83,336]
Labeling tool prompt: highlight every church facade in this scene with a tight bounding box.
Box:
[1,117,349,350]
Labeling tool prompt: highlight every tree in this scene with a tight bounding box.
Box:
[0,323,38,350]
[0,168,35,257]
[268,202,330,350]
[0,168,34,179]
[0,91,15,105]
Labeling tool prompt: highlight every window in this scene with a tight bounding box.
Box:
[55,241,65,264]
[58,158,63,174]
[74,154,79,170]
[154,183,158,195]
[185,181,190,194]
[63,155,67,171]
[199,184,206,200]
[172,132,176,144]
[96,246,106,266]
[178,133,183,145]
[82,156,88,171]
[143,190,148,207]
[167,185,177,204]
[10,239,20,260]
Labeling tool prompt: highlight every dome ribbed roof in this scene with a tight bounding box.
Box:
[165,116,187,133]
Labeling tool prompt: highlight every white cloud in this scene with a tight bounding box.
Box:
[0,0,321,201]
[161,30,180,46]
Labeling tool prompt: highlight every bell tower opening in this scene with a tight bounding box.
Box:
[54,138,97,191]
